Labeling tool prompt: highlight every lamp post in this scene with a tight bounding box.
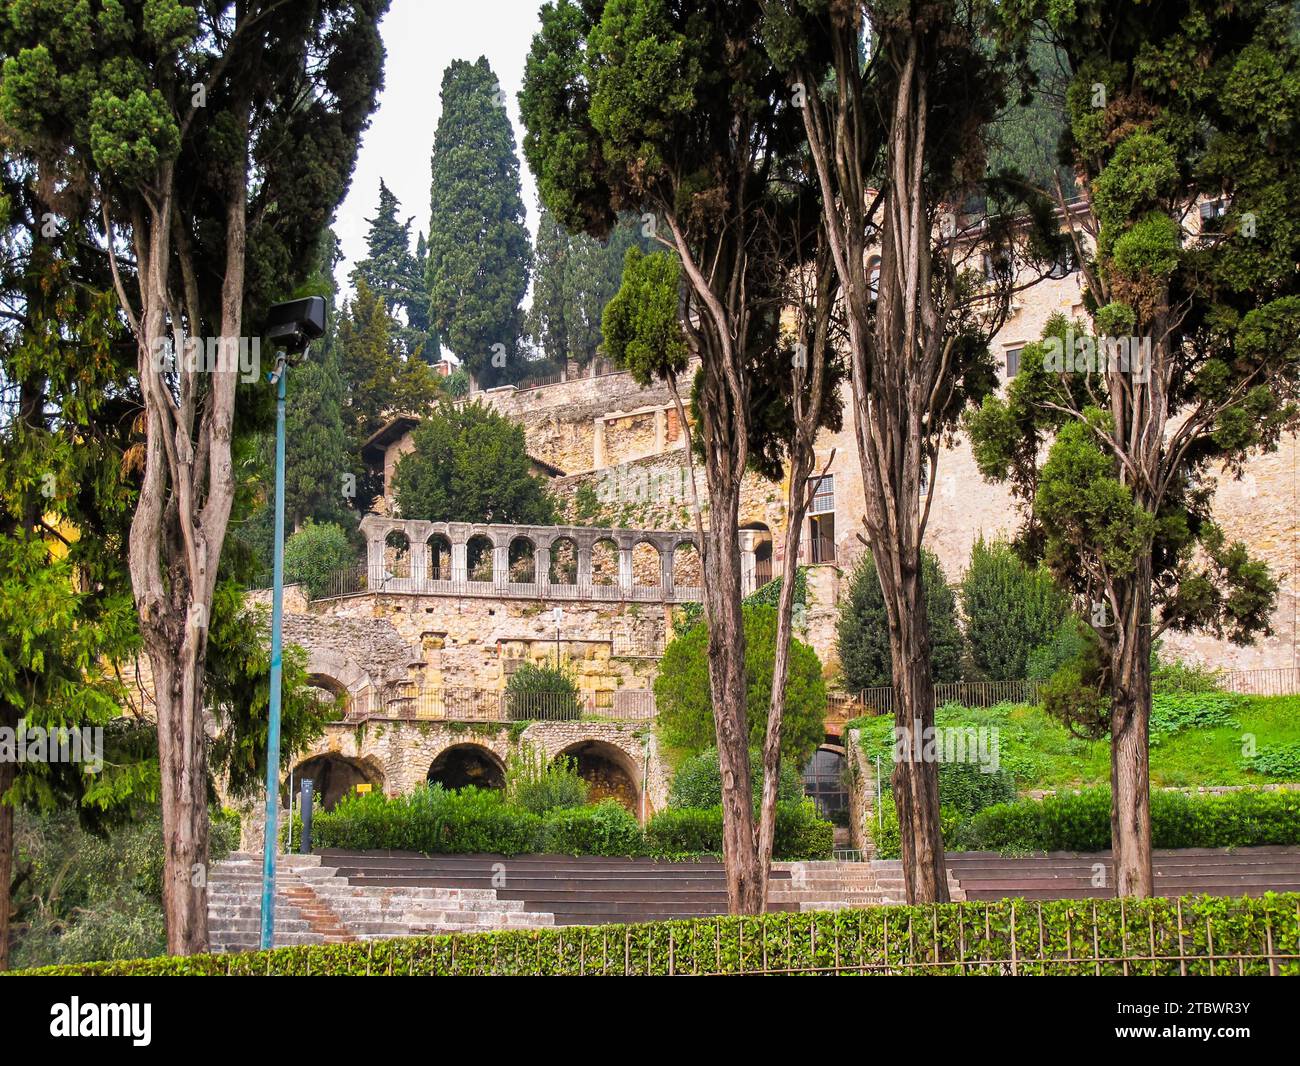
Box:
[259,296,325,952]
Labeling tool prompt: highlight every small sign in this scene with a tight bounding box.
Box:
[355,783,372,795]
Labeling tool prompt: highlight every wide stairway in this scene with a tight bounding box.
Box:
[940,846,1300,901]
[321,851,802,925]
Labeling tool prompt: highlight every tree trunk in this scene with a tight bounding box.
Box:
[703,511,763,914]
[0,709,14,971]
[1109,574,1154,897]
[151,650,212,954]
[881,550,950,903]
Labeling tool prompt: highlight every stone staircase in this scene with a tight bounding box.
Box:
[207,852,555,954]
[770,860,966,909]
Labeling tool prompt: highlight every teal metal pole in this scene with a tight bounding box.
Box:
[260,354,288,950]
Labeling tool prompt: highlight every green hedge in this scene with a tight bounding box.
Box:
[16,894,1299,976]
[964,787,1300,852]
[297,786,834,860]
[646,800,834,860]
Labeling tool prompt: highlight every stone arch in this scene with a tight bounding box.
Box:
[289,752,384,811]
[427,743,506,791]
[466,533,495,582]
[549,535,578,585]
[425,532,452,581]
[591,536,618,586]
[508,533,536,583]
[631,539,661,588]
[385,529,411,578]
[554,739,641,818]
[801,744,848,821]
[741,521,774,586]
[672,539,701,589]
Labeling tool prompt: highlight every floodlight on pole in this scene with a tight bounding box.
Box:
[259,295,325,953]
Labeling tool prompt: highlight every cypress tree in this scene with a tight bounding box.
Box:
[426,57,531,387]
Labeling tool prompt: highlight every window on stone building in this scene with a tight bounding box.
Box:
[1005,347,1024,378]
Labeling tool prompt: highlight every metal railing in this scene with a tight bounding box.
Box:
[346,685,656,724]
[848,667,1300,715]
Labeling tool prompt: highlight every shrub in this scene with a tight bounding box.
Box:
[22,895,1300,976]
[668,747,804,809]
[506,744,589,813]
[504,661,583,721]
[1241,743,1300,780]
[540,800,644,856]
[837,548,964,690]
[646,800,834,860]
[964,787,1300,852]
[961,536,1070,681]
[1149,691,1243,741]
[654,604,826,765]
[1025,615,1092,682]
[307,785,544,854]
[283,521,354,598]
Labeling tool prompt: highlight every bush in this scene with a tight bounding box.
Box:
[646,800,834,860]
[1241,743,1300,780]
[961,536,1070,681]
[283,521,354,598]
[21,895,1300,976]
[504,661,583,721]
[1025,615,1092,682]
[506,745,589,813]
[668,747,804,809]
[308,785,544,854]
[654,604,827,765]
[965,787,1300,852]
[837,548,964,690]
[540,800,644,856]
[1149,691,1243,741]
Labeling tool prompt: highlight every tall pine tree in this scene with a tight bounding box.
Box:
[351,179,433,362]
[426,57,531,388]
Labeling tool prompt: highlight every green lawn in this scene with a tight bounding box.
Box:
[848,694,1300,792]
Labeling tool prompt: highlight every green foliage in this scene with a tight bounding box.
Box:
[283,521,354,598]
[506,744,588,814]
[1149,692,1244,743]
[393,400,557,525]
[964,787,1300,853]
[1241,744,1300,780]
[654,604,826,766]
[23,894,1300,976]
[961,536,1071,681]
[539,799,643,856]
[297,783,832,861]
[352,179,433,361]
[503,661,582,722]
[1025,616,1092,682]
[646,800,834,861]
[837,549,965,690]
[426,57,531,386]
[667,747,804,810]
[10,805,238,969]
[530,208,651,369]
[601,247,689,386]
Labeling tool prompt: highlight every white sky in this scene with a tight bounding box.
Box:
[332,0,546,295]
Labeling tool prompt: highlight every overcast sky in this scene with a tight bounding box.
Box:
[332,0,545,293]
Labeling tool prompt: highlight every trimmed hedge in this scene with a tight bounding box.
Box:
[16,894,1299,976]
[297,786,835,860]
[646,800,834,860]
[964,787,1300,852]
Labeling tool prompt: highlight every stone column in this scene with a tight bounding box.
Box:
[366,535,386,585]
[653,407,667,452]
[738,529,759,595]
[494,543,510,588]
[576,540,594,589]
[593,417,606,469]
[660,547,676,601]
[535,545,551,590]
[618,546,634,593]
[411,534,428,587]
[450,539,468,583]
